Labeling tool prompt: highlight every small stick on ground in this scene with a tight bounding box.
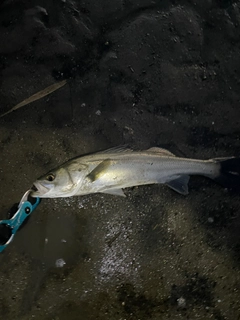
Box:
[0,79,67,118]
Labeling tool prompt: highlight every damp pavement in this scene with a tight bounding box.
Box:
[0,1,240,319]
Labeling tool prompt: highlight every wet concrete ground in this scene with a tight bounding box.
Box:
[0,0,240,319]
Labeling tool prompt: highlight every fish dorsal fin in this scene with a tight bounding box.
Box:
[97,145,133,154]
[166,175,189,195]
[87,159,113,182]
[100,188,126,197]
[147,147,175,157]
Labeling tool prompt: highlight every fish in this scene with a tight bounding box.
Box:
[30,146,240,198]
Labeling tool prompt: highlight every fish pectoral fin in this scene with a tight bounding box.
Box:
[100,188,126,197]
[166,175,190,195]
[87,159,113,182]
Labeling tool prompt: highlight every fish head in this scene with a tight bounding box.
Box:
[31,162,87,198]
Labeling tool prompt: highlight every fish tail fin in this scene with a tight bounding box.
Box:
[211,157,240,191]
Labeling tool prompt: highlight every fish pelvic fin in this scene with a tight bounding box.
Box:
[166,175,190,195]
[87,159,113,182]
[211,157,240,191]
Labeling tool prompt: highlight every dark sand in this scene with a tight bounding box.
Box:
[0,0,240,319]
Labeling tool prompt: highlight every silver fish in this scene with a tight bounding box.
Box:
[31,146,240,198]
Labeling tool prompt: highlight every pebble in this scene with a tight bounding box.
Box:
[177,297,186,308]
[55,258,66,268]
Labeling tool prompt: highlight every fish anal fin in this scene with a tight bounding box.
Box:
[147,147,175,157]
[87,159,113,182]
[100,189,126,197]
[166,175,190,195]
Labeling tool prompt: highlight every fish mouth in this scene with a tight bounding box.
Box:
[31,182,50,197]
[31,184,38,192]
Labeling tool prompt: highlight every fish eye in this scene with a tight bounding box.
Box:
[46,173,55,182]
